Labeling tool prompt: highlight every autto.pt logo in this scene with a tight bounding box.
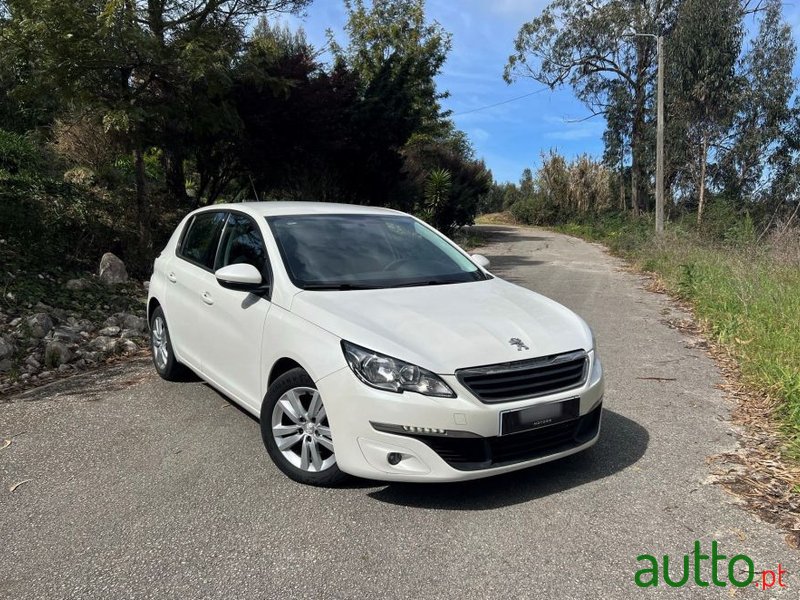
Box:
[635,541,789,590]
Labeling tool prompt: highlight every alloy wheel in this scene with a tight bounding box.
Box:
[271,387,335,472]
[151,315,169,371]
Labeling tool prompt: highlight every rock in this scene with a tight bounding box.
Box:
[27,313,54,338]
[66,278,91,291]
[89,336,115,354]
[121,314,147,333]
[0,335,14,360]
[24,355,40,369]
[75,319,95,333]
[98,326,121,337]
[44,341,72,367]
[98,252,128,285]
[9,317,21,327]
[103,315,120,328]
[120,329,143,339]
[58,363,70,372]
[143,281,150,291]
[115,339,139,355]
[0,358,11,372]
[52,326,82,343]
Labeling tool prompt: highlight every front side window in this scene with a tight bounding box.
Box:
[215,214,268,275]
[179,211,227,270]
[266,214,486,290]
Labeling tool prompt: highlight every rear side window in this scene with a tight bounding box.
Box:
[179,212,227,269]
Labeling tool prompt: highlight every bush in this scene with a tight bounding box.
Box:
[51,115,122,179]
[507,151,613,226]
[0,129,39,174]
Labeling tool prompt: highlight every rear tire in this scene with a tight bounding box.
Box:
[149,306,185,381]
[261,368,348,486]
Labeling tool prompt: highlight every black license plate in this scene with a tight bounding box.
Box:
[501,397,580,435]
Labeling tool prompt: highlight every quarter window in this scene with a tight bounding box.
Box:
[180,211,227,270]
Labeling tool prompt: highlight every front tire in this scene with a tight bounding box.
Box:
[261,368,347,486]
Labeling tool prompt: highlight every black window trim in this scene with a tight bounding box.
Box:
[176,210,227,273]
[176,209,274,298]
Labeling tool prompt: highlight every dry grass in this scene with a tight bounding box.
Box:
[475,211,516,225]
[615,244,800,546]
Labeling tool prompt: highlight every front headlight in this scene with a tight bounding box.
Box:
[590,350,603,385]
[341,341,455,398]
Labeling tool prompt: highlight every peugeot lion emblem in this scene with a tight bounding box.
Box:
[509,337,529,351]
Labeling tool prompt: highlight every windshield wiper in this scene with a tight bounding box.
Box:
[390,280,456,288]
[302,283,380,291]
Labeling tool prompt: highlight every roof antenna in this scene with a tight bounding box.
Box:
[249,175,260,202]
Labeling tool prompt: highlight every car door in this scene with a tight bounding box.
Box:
[165,211,227,372]
[201,212,272,410]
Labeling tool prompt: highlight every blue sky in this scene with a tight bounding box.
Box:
[286,0,800,183]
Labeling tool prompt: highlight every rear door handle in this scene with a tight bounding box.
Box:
[167,272,177,283]
[201,291,214,306]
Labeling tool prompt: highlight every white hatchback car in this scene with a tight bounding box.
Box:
[148,202,603,485]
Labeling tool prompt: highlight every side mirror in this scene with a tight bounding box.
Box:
[471,254,491,270]
[215,263,266,292]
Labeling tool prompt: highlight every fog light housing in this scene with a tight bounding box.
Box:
[387,452,403,465]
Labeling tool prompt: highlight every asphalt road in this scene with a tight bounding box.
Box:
[1,225,797,599]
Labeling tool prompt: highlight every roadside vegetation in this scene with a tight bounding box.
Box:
[0,0,490,279]
[559,214,800,457]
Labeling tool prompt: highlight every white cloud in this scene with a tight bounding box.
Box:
[544,127,600,141]
[470,127,491,142]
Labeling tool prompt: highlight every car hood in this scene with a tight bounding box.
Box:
[290,277,592,374]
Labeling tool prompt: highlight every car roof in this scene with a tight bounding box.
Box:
[194,201,405,218]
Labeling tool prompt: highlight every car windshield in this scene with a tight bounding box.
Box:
[266,214,488,290]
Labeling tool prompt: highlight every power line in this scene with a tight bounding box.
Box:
[450,87,550,116]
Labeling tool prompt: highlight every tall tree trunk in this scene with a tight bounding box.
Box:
[619,167,626,211]
[134,148,152,252]
[697,134,708,225]
[164,147,187,204]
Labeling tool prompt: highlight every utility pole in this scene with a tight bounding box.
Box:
[655,34,664,234]
[624,29,665,234]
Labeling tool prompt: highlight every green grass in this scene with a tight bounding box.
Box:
[556,214,800,457]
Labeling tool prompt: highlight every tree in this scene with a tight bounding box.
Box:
[718,0,796,205]
[2,0,309,248]
[504,0,677,214]
[666,0,742,224]
[329,0,451,132]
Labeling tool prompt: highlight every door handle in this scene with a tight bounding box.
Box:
[167,272,177,283]
[201,291,214,306]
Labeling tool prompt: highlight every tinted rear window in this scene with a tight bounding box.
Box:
[180,212,227,269]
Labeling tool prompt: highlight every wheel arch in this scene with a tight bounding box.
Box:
[267,357,306,389]
[147,297,161,324]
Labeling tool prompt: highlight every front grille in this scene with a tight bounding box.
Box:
[402,404,602,471]
[456,350,588,403]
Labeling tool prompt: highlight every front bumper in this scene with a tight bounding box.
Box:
[315,352,604,482]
